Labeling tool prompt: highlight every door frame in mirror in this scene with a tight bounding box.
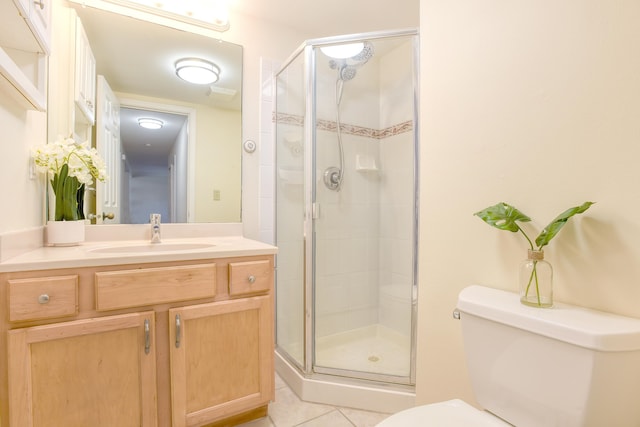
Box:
[114,97,197,223]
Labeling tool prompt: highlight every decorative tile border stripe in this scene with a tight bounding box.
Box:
[274,112,304,127]
[273,112,413,140]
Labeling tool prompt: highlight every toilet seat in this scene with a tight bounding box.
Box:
[376,399,511,427]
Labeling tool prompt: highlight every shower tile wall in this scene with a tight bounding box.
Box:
[315,128,382,337]
[314,44,381,339]
[315,39,415,339]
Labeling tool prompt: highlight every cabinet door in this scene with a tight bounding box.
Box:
[74,17,96,124]
[8,312,158,427]
[28,0,52,54]
[95,75,121,224]
[169,296,274,427]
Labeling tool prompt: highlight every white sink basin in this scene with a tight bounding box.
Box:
[88,242,215,254]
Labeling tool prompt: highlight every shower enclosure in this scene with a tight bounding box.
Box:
[275,29,419,411]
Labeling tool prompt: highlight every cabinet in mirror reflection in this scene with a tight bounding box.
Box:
[48,0,243,224]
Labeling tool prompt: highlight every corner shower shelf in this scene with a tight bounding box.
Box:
[355,154,379,172]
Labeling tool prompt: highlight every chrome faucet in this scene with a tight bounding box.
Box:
[150,213,161,243]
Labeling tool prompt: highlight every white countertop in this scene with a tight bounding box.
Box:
[0,236,277,273]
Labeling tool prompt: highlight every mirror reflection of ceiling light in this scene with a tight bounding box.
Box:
[138,118,164,130]
[320,43,365,59]
[175,58,220,85]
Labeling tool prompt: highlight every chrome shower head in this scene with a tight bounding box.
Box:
[340,66,357,81]
[326,42,375,81]
[351,42,374,64]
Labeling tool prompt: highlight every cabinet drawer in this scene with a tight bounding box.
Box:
[228,260,272,296]
[8,275,78,322]
[95,263,216,311]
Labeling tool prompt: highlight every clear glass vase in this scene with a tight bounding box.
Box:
[519,249,553,308]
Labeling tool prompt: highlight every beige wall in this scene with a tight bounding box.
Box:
[418,0,640,406]
[193,107,242,222]
[0,103,46,233]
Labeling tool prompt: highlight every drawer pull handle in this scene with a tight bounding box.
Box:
[248,275,256,284]
[38,294,50,304]
[144,319,151,355]
[175,314,181,348]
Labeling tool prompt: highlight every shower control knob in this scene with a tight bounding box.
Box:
[323,167,342,191]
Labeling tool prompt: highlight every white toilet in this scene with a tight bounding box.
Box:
[379,285,640,426]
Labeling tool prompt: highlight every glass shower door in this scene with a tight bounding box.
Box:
[312,34,417,383]
[275,51,307,370]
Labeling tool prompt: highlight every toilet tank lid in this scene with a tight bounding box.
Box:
[457,285,640,352]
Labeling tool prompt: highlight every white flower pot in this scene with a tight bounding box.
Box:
[46,220,85,246]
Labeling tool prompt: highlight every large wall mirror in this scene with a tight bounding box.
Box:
[48,1,243,224]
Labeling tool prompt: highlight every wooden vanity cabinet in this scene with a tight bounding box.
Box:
[0,255,275,427]
[8,311,158,427]
[169,296,273,427]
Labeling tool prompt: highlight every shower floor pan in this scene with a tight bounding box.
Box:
[315,324,411,377]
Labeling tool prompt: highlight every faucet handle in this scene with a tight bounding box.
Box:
[150,214,162,243]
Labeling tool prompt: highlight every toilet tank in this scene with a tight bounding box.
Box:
[457,285,640,427]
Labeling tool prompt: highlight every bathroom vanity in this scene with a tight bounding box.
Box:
[0,235,276,427]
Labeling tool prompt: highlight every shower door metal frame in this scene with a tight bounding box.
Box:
[276,28,420,389]
[273,45,309,376]
[303,42,316,376]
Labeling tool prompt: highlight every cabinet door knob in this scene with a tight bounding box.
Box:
[248,275,256,284]
[38,294,50,304]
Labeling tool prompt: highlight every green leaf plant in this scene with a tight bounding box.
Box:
[474,201,594,305]
[51,164,81,221]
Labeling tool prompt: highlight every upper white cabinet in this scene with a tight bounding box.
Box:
[74,17,96,125]
[48,5,96,142]
[0,0,51,111]
[25,0,52,51]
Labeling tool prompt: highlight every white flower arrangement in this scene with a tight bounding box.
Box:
[32,136,108,221]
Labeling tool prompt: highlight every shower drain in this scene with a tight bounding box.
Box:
[368,355,380,362]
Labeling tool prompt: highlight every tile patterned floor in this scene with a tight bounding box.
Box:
[237,374,392,427]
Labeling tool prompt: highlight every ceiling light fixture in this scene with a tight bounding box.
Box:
[211,0,229,26]
[138,118,164,130]
[175,58,220,85]
[96,0,230,32]
[320,43,365,59]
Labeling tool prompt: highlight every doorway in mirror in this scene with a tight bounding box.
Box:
[96,76,191,224]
